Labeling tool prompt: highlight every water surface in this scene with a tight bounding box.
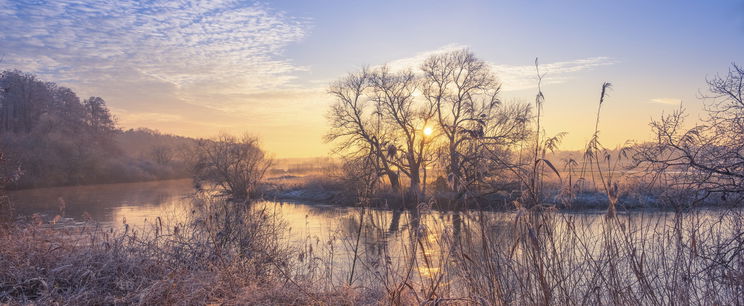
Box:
[9,179,736,290]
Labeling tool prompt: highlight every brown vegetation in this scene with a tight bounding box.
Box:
[0,197,379,305]
[0,71,196,189]
[194,134,272,200]
[3,196,744,305]
[2,51,743,306]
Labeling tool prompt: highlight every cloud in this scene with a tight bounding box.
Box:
[0,0,308,106]
[182,87,328,120]
[382,43,469,72]
[378,44,614,91]
[110,108,185,124]
[109,106,240,137]
[492,57,615,91]
[649,97,681,105]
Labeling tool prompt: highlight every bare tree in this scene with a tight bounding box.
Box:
[421,49,531,195]
[325,68,402,192]
[369,66,435,198]
[150,145,172,166]
[327,51,531,201]
[194,134,272,200]
[634,63,744,202]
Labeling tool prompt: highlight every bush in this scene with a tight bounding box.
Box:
[194,134,272,200]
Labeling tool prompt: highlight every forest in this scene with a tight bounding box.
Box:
[0,70,195,189]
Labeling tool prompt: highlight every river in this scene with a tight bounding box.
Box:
[7,179,740,292]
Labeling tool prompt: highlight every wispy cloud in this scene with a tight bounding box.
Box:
[492,57,615,91]
[0,0,307,105]
[379,44,614,91]
[649,97,681,105]
[383,43,468,72]
[110,108,185,124]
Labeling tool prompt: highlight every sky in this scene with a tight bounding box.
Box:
[1,0,743,158]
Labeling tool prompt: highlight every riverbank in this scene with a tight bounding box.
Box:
[2,197,743,305]
[264,181,728,211]
[6,176,733,227]
[0,217,379,304]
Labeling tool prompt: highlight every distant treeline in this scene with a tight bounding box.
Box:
[0,70,197,189]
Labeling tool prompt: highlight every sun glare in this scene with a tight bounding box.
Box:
[423,126,433,136]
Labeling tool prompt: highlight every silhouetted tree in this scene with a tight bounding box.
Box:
[326,66,436,198]
[634,63,744,202]
[326,68,402,192]
[327,50,531,200]
[421,50,531,194]
[369,66,436,197]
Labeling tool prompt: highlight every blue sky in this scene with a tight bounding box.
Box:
[1,0,742,157]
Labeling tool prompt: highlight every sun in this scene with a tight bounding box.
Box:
[423,127,433,136]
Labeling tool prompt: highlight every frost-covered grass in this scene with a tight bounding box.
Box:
[3,194,744,305]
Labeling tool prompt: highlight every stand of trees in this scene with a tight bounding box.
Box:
[326,50,531,201]
[327,51,744,209]
[0,70,195,189]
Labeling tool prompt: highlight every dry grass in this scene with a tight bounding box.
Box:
[2,194,744,305]
[0,196,381,305]
[313,204,744,305]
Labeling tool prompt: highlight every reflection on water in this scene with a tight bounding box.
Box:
[8,179,736,292]
[9,179,195,227]
[4,178,682,256]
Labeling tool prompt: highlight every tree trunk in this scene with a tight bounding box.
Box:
[408,167,421,201]
[449,144,460,192]
[387,170,401,192]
